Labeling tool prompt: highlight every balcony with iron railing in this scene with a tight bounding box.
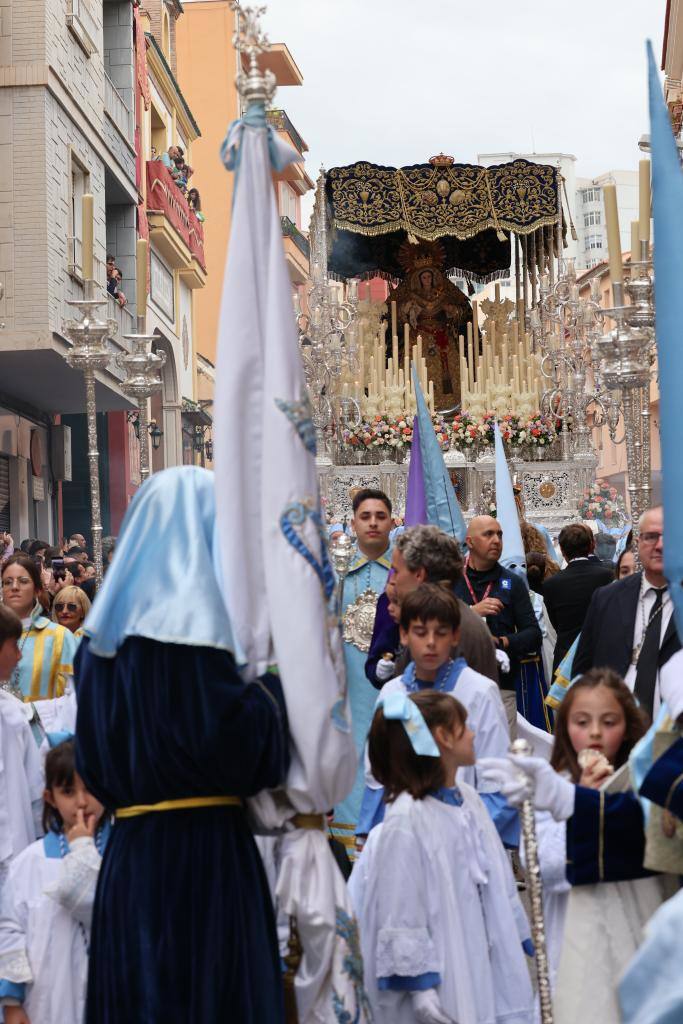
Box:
[266,109,307,155]
[280,216,310,259]
[104,73,134,144]
[280,216,309,284]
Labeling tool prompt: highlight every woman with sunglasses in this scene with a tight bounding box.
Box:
[0,554,79,704]
[52,585,91,638]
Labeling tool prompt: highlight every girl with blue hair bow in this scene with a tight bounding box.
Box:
[348,690,533,1024]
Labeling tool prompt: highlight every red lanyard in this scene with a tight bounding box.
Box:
[463,555,494,606]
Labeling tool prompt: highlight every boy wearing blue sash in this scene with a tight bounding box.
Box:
[357,584,517,845]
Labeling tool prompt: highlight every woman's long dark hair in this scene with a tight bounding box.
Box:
[550,668,648,782]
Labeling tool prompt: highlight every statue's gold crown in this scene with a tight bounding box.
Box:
[396,238,447,274]
[411,253,438,269]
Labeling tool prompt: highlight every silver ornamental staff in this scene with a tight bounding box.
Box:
[509,737,554,1024]
[328,530,355,614]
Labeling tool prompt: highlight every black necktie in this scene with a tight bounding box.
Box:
[634,587,666,718]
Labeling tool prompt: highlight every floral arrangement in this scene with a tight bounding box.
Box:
[579,479,626,523]
[525,413,557,448]
[341,414,449,451]
[451,412,480,451]
[497,413,526,447]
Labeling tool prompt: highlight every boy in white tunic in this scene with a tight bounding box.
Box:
[357,584,517,846]
[349,689,534,1024]
[0,738,109,1024]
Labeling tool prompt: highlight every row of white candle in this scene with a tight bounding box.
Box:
[354,316,436,415]
[458,313,542,411]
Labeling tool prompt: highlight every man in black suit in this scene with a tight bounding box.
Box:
[573,506,681,718]
[543,523,614,672]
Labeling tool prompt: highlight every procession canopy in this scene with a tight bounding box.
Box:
[325,157,563,283]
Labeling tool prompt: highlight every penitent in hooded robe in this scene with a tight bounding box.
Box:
[74,467,290,1024]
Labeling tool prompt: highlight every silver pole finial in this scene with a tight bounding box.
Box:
[230,3,276,106]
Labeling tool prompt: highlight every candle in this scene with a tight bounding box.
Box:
[472,301,479,345]
[387,357,394,387]
[428,381,435,415]
[603,183,623,285]
[631,220,640,261]
[81,193,94,281]
[466,323,475,390]
[392,335,399,384]
[391,301,397,340]
[639,159,651,243]
[136,238,148,316]
[495,283,501,304]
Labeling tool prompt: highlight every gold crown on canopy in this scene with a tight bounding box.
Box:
[429,153,455,167]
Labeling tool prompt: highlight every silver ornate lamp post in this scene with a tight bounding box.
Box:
[117,330,166,481]
[117,239,166,481]
[62,282,117,587]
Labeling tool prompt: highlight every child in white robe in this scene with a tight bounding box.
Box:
[0,737,109,1024]
[482,669,676,1024]
[357,584,516,847]
[349,688,534,1024]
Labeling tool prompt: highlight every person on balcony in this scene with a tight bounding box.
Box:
[187,188,205,222]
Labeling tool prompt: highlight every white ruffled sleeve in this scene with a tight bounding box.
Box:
[45,836,102,929]
[375,824,440,979]
[0,861,32,985]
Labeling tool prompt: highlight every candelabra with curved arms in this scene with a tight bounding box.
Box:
[596,246,656,530]
[297,173,363,459]
[531,259,607,463]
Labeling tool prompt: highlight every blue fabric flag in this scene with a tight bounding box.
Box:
[494,421,526,575]
[404,412,427,526]
[411,367,466,542]
[648,40,683,641]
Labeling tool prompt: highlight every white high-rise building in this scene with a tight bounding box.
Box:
[575,170,638,270]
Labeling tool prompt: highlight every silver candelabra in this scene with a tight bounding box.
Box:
[62,282,119,586]
[530,259,607,464]
[596,242,656,531]
[297,174,362,459]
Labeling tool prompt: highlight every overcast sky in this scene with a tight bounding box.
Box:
[263,0,667,219]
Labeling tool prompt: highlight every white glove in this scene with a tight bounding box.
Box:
[495,648,510,673]
[478,755,576,821]
[412,987,456,1024]
[375,657,396,682]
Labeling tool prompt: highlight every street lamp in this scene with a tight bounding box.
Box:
[62,282,117,588]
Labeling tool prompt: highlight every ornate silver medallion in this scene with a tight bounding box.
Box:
[343,588,379,653]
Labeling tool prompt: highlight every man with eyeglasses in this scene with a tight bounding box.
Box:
[574,506,681,718]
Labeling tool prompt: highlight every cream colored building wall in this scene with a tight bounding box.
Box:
[175,0,238,367]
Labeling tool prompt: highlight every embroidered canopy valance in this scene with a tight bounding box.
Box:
[325,158,562,282]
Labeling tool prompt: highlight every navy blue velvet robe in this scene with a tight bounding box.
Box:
[75,636,289,1024]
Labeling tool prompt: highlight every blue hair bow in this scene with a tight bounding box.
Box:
[46,730,74,749]
[379,691,440,758]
